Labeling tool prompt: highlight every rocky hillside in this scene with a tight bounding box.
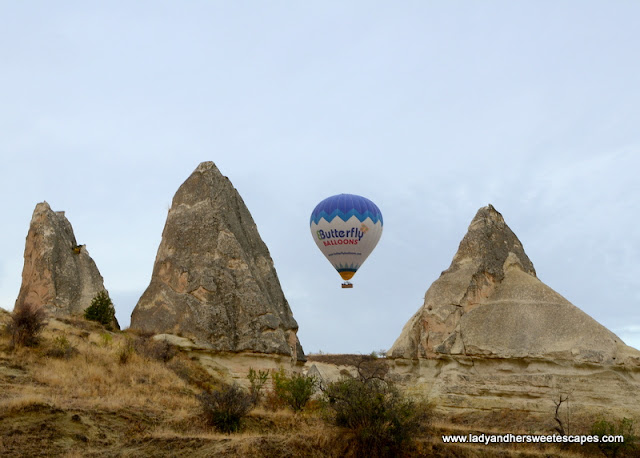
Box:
[0,309,321,457]
[1,309,619,457]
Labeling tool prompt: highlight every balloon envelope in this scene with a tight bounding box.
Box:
[310,194,383,281]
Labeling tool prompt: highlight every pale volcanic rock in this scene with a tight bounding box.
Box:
[389,204,639,365]
[307,204,640,421]
[130,161,304,362]
[14,202,118,329]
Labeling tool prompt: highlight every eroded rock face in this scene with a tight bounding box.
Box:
[389,204,638,365]
[130,161,304,362]
[14,202,118,329]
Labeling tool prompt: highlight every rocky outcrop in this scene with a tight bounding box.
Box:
[130,162,304,362]
[381,204,640,420]
[386,356,640,424]
[389,204,638,365]
[14,202,118,329]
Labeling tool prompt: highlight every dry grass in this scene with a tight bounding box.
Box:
[0,318,204,456]
[0,393,51,415]
[2,323,198,417]
[31,346,197,413]
[139,409,342,458]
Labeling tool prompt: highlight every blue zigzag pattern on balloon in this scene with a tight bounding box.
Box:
[310,209,382,225]
[334,262,360,272]
[309,193,383,226]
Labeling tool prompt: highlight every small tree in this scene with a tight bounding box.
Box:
[84,291,115,330]
[247,368,269,405]
[553,394,571,435]
[198,384,254,433]
[7,303,47,348]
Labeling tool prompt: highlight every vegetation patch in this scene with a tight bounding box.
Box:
[5,303,47,348]
[46,335,78,359]
[197,384,253,433]
[591,417,637,457]
[271,368,318,413]
[322,375,431,458]
[83,291,116,330]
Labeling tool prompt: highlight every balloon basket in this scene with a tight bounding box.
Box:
[341,282,353,289]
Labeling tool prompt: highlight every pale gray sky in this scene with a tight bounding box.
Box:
[2,1,639,354]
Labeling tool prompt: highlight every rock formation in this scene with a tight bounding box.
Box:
[130,161,304,362]
[389,204,638,365]
[349,205,639,421]
[14,202,118,329]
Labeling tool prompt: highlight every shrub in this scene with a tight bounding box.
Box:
[168,358,216,392]
[591,417,637,457]
[198,384,253,433]
[118,339,135,365]
[272,368,317,412]
[47,335,77,359]
[247,367,269,405]
[7,303,47,348]
[264,384,287,412]
[84,291,116,330]
[323,377,430,457]
[134,336,176,363]
[100,332,113,347]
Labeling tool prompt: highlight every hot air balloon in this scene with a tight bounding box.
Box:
[310,194,383,288]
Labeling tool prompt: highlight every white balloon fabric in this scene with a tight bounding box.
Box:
[310,194,383,282]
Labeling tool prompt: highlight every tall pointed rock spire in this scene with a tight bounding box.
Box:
[131,161,304,361]
[389,204,637,364]
[15,202,118,329]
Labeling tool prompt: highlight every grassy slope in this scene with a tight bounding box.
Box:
[0,309,614,457]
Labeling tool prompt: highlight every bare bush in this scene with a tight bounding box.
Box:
[7,303,47,348]
[198,384,253,433]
